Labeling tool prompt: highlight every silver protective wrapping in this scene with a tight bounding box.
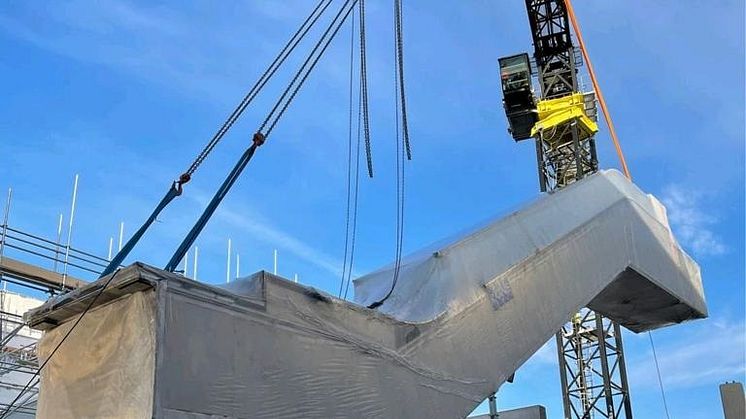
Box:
[27,170,706,418]
[35,291,155,419]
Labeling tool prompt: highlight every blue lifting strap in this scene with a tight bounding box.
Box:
[99,181,182,278]
[164,136,263,273]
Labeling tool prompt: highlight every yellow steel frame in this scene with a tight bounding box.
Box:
[530,92,598,140]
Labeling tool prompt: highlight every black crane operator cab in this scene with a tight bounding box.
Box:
[498,53,538,141]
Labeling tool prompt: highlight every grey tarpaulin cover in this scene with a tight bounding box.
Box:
[26,170,706,418]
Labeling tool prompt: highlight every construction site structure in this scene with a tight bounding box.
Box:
[26,170,707,418]
[0,291,44,419]
[719,382,746,419]
[498,1,632,418]
[0,188,101,418]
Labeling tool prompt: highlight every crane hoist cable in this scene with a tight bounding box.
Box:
[394,0,412,160]
[359,0,374,178]
[339,8,357,298]
[184,0,333,178]
[99,0,331,278]
[258,0,357,138]
[165,0,359,272]
[368,0,410,310]
[342,70,364,301]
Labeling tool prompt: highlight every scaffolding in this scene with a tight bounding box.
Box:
[0,291,43,418]
[0,189,104,418]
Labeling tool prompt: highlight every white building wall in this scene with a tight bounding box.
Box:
[0,291,44,418]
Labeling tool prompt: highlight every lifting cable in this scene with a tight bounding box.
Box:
[394,0,412,160]
[100,0,331,278]
[339,8,357,298]
[368,0,410,309]
[649,331,672,419]
[258,0,358,139]
[564,0,631,180]
[359,0,375,178]
[342,88,363,300]
[0,269,123,419]
[166,0,359,271]
[184,0,332,178]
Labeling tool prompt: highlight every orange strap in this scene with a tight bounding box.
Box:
[564,0,632,180]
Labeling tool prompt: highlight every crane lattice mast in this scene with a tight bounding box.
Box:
[498,1,633,418]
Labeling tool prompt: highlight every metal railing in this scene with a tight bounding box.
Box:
[0,225,108,278]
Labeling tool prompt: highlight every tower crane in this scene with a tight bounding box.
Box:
[498,1,633,418]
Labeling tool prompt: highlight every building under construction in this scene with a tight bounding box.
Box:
[0,0,742,418]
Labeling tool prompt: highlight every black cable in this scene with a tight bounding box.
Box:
[649,331,672,419]
[359,0,374,177]
[167,1,358,271]
[343,80,363,301]
[265,1,358,137]
[0,269,123,419]
[368,5,407,309]
[2,378,39,418]
[339,8,356,298]
[185,0,331,177]
[390,16,405,306]
[101,1,332,278]
[394,0,412,160]
[259,0,356,136]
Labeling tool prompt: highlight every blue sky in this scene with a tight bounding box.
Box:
[0,1,743,417]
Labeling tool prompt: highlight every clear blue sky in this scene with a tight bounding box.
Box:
[1,1,743,418]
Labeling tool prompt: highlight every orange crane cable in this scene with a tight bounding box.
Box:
[564,0,632,180]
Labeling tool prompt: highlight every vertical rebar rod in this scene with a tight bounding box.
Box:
[107,237,113,261]
[53,214,63,271]
[226,239,232,283]
[184,250,190,278]
[193,246,199,281]
[118,222,124,251]
[0,189,11,260]
[273,249,278,275]
[62,175,79,288]
[0,189,11,296]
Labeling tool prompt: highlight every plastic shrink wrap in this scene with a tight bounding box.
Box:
[26,170,706,418]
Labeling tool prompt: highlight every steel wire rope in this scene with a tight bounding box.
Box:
[0,269,123,419]
[184,0,332,178]
[258,0,358,138]
[358,0,374,177]
[393,0,407,286]
[339,8,357,298]
[164,0,360,271]
[100,1,332,277]
[649,331,672,419]
[342,76,364,301]
[394,0,412,160]
[368,0,408,310]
